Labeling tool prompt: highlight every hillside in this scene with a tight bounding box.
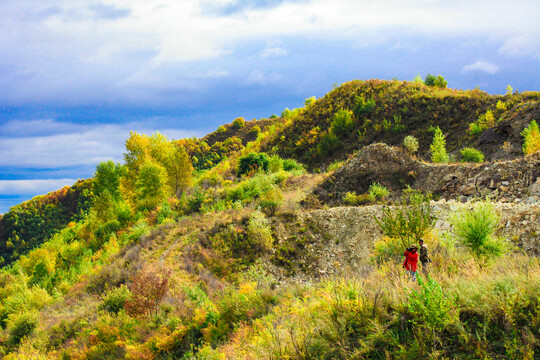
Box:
[0,79,539,359]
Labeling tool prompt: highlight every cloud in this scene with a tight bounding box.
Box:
[89,3,131,20]
[499,36,540,59]
[0,119,202,168]
[461,61,500,74]
[0,179,78,195]
[261,46,288,57]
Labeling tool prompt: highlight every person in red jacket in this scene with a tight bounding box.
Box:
[403,244,419,281]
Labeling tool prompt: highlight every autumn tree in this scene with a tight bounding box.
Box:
[121,132,193,210]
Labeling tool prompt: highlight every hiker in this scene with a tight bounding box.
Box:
[403,244,418,281]
[419,239,431,272]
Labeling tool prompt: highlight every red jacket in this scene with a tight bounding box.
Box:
[403,250,418,272]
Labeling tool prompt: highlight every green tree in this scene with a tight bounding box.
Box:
[94,161,124,200]
[135,161,170,210]
[430,127,449,163]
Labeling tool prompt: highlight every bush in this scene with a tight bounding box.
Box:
[375,190,435,249]
[353,95,375,116]
[216,125,226,133]
[521,119,540,155]
[330,109,354,137]
[124,267,171,318]
[257,186,284,216]
[327,160,344,172]
[460,147,484,163]
[368,183,389,201]
[249,125,261,135]
[282,158,304,173]
[342,192,373,205]
[403,135,419,154]
[99,285,132,314]
[317,131,339,156]
[247,211,274,252]
[452,201,505,262]
[238,153,270,176]
[430,126,449,163]
[8,312,38,345]
[232,117,245,129]
[408,275,456,344]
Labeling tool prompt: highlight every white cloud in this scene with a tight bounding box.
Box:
[499,36,540,59]
[461,60,500,74]
[0,179,78,195]
[0,120,202,168]
[0,0,539,108]
[262,46,287,58]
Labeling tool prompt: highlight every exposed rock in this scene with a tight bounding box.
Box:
[317,143,540,205]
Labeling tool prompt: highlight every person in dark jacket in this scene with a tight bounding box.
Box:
[403,244,418,281]
[419,239,430,273]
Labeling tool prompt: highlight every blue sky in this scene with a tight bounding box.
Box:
[1,0,540,213]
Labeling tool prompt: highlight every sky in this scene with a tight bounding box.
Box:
[1,0,540,213]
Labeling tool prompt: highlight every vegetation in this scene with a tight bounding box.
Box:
[0,78,539,359]
[430,126,449,163]
[521,119,540,155]
[460,147,485,162]
[403,135,419,154]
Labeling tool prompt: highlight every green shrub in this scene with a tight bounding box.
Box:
[247,211,274,252]
[452,201,505,261]
[408,275,456,344]
[403,135,419,154]
[521,119,540,155]
[343,192,373,205]
[99,285,132,314]
[368,182,389,201]
[430,126,449,163]
[282,158,304,173]
[327,160,344,172]
[317,131,339,156]
[8,312,38,345]
[353,95,375,116]
[460,147,484,162]
[249,125,261,135]
[216,125,226,133]
[232,117,245,129]
[330,109,354,137]
[375,190,435,248]
[238,153,270,176]
[258,186,284,216]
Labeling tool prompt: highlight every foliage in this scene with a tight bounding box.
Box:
[135,161,170,210]
[521,119,540,155]
[330,109,354,137]
[430,126,449,163]
[452,201,504,261]
[94,161,124,200]
[99,285,133,314]
[8,312,38,346]
[317,131,339,156]
[469,109,496,134]
[0,179,93,265]
[238,152,270,176]
[403,135,419,154]
[247,211,274,252]
[249,125,261,135]
[408,275,457,344]
[460,147,484,162]
[257,186,284,216]
[216,125,226,133]
[327,159,344,172]
[375,190,436,248]
[232,117,245,129]
[368,182,389,201]
[124,267,171,318]
[353,95,375,116]
[424,74,447,88]
[342,191,373,205]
